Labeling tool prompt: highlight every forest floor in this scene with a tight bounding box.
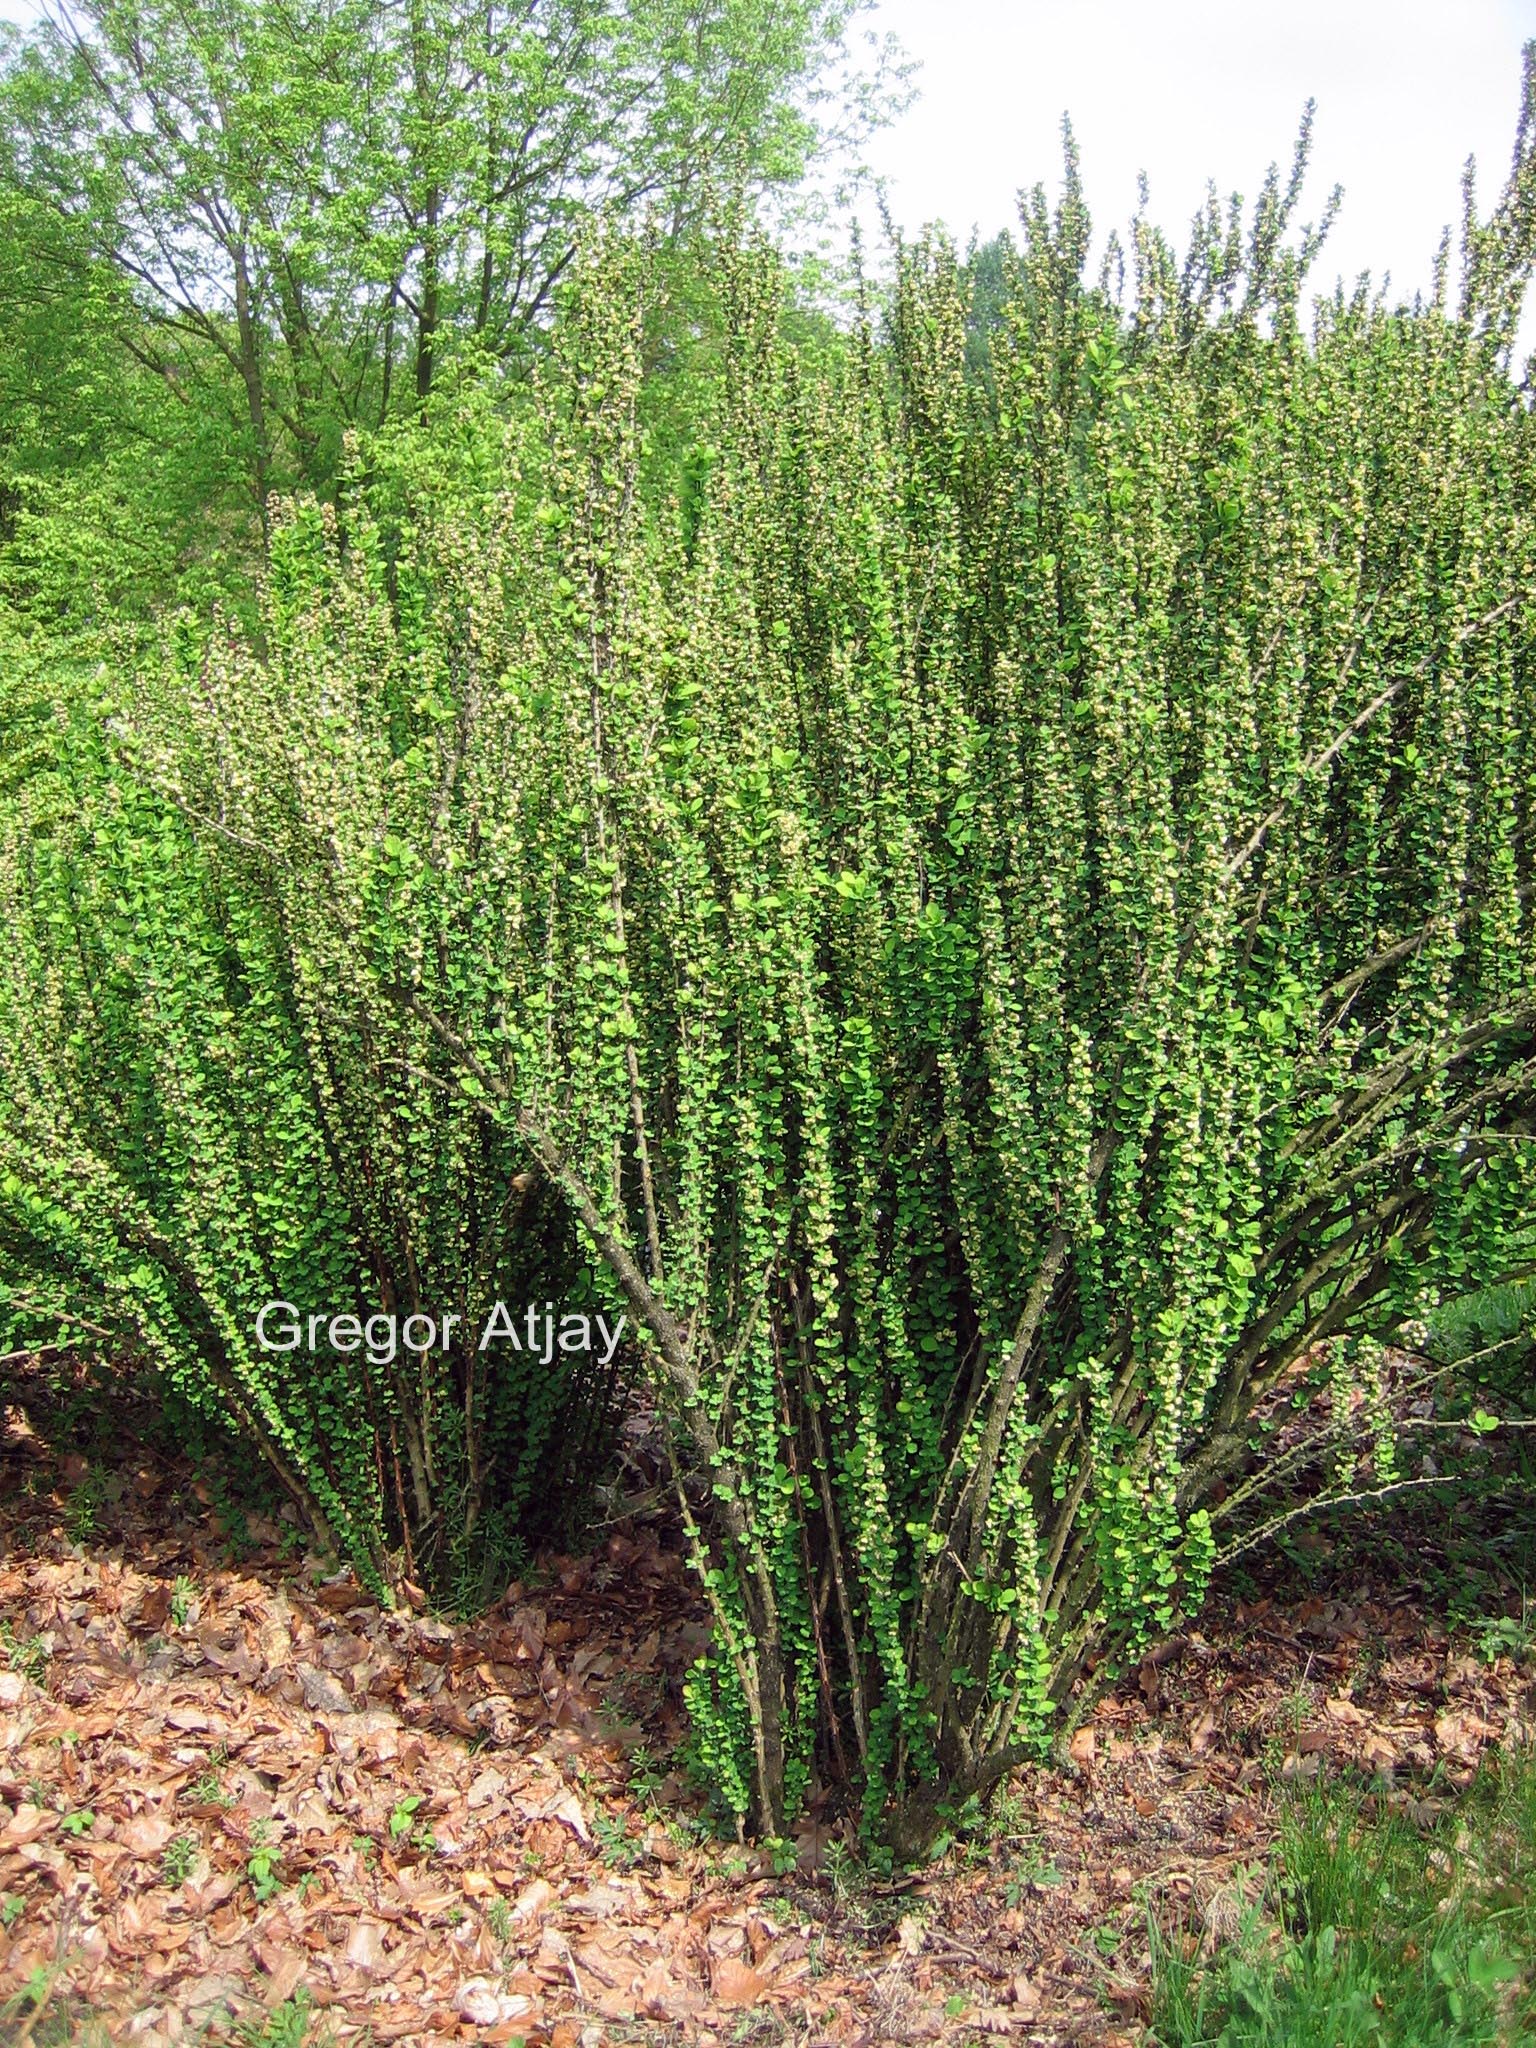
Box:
[2,1356,1533,2048]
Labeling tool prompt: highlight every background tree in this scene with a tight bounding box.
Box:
[0,0,895,525]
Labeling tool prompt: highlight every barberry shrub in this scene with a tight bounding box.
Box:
[0,554,619,1608]
[4,83,1536,1841]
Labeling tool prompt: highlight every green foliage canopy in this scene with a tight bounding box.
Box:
[0,0,888,516]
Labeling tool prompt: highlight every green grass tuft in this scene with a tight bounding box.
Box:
[1151,1755,1536,2045]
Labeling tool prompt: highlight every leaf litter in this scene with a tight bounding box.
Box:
[3,1358,1535,2047]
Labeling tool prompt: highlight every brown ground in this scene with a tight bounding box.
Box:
[2,1357,1532,2048]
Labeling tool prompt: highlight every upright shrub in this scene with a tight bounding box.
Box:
[0,523,621,1604]
[3,76,1536,1841]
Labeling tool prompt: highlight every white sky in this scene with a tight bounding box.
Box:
[855,0,1536,322]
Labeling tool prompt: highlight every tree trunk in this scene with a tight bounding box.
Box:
[231,237,271,522]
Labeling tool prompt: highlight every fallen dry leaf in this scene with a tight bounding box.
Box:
[1011,1973,1040,2015]
[534,1787,592,1844]
[0,1804,56,1848]
[713,1956,770,2007]
[639,1958,702,2020]
[344,1918,386,1974]
[456,1978,532,2027]
[261,1952,307,2009]
[510,1876,556,1922]
[116,1812,175,1856]
[1435,1708,1495,1759]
